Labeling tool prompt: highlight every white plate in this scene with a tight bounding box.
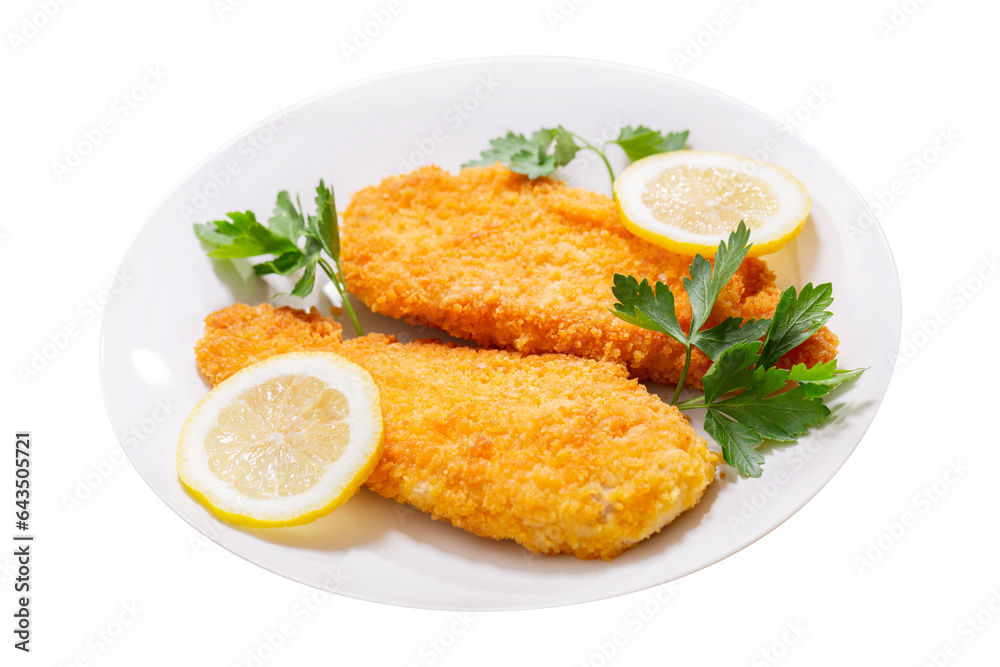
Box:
[100,57,900,611]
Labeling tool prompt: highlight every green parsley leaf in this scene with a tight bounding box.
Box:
[309,180,340,262]
[201,211,299,259]
[267,191,304,244]
[466,124,690,186]
[610,275,687,343]
[745,364,793,398]
[252,251,310,277]
[701,341,760,404]
[463,130,560,179]
[610,126,689,161]
[703,410,765,478]
[462,131,532,167]
[290,255,318,298]
[194,181,364,335]
[511,152,556,179]
[758,282,834,368]
[684,221,752,335]
[694,317,771,361]
[553,126,582,166]
[193,222,236,247]
[710,383,830,443]
[531,129,557,153]
[789,362,865,399]
[786,359,837,382]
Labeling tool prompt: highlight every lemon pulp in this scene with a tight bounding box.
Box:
[206,375,351,499]
[641,165,779,235]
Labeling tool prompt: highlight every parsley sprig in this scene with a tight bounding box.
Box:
[463,125,688,186]
[193,181,363,335]
[611,222,863,477]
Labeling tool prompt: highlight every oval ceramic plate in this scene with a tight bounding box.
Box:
[100,57,900,611]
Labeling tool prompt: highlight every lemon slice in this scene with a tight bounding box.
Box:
[613,150,811,257]
[177,352,383,528]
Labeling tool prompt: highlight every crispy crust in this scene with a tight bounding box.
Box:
[340,165,838,387]
[195,304,720,560]
[195,303,343,385]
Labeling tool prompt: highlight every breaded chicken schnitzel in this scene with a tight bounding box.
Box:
[195,303,344,385]
[340,165,838,388]
[195,304,720,560]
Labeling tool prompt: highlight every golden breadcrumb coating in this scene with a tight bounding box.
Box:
[340,335,720,560]
[195,304,720,560]
[195,303,343,385]
[340,165,838,387]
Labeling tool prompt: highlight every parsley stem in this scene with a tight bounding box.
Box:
[318,257,364,336]
[675,396,707,411]
[570,132,616,187]
[670,346,693,405]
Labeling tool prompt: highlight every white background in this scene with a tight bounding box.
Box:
[2,0,998,665]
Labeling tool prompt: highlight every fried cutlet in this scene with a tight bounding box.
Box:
[195,304,720,560]
[195,303,343,385]
[340,165,838,388]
